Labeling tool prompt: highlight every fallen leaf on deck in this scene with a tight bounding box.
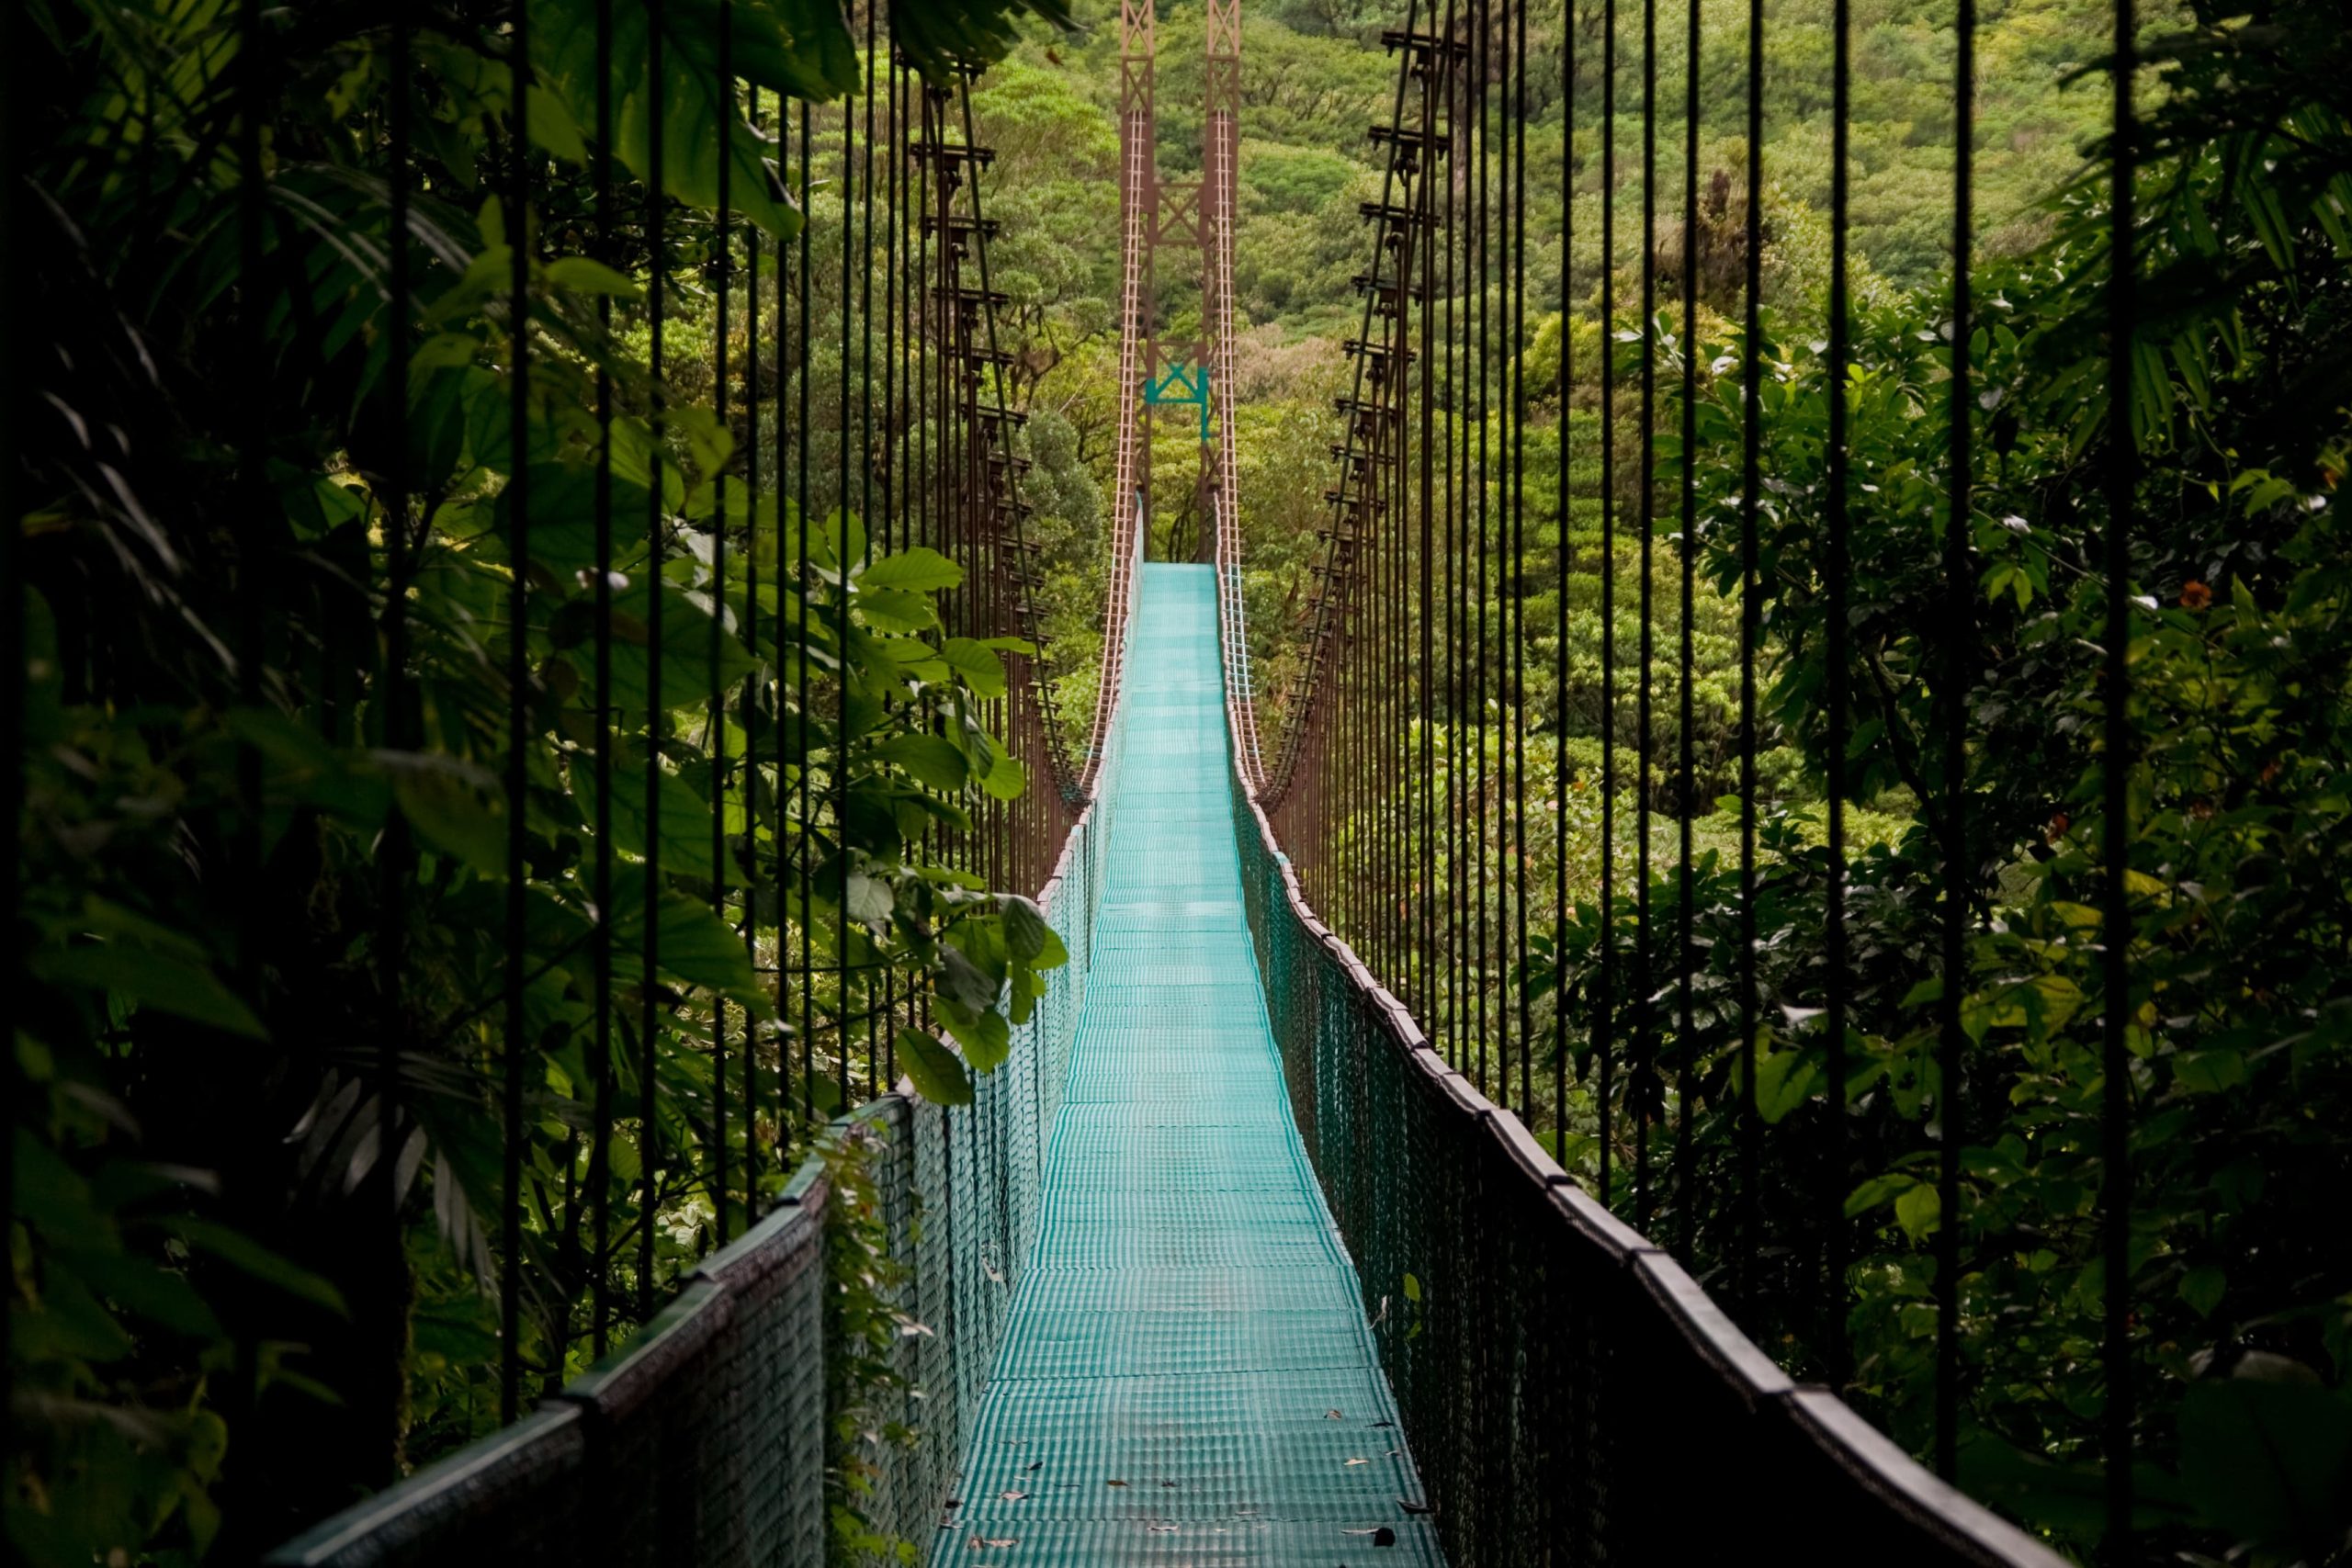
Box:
[1106,1478,1129,1487]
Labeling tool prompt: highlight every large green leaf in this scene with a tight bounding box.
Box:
[877,733,968,793]
[859,546,963,593]
[166,1220,349,1316]
[936,997,1011,1073]
[380,751,508,876]
[573,750,727,881]
[999,896,1068,969]
[608,866,768,1010]
[29,946,266,1040]
[890,0,1075,82]
[494,460,657,583]
[978,751,1026,803]
[2182,1376,2352,1554]
[529,0,851,240]
[895,1028,973,1106]
[604,575,758,720]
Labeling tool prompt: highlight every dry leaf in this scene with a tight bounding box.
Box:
[1398,1498,1434,1515]
[1343,1457,1369,1467]
[1105,1478,1129,1487]
[998,1490,1028,1503]
[1325,1408,1344,1420]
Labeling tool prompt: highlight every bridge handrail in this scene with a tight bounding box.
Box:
[264,514,1143,1568]
[1210,493,1263,787]
[1083,101,1155,797]
[1215,622,2068,1568]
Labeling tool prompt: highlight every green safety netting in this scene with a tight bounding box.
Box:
[933,564,1442,1567]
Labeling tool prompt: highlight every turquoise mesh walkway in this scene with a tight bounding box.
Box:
[935,565,1442,1567]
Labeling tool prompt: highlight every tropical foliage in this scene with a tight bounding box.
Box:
[10,0,1063,1559]
[1521,3,2352,1560]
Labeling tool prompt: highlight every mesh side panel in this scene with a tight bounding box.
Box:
[693,1193,830,1567]
[259,1407,589,1568]
[559,1280,736,1566]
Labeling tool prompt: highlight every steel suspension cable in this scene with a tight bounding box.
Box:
[589,0,617,1353]
[1735,0,1764,1310]
[1511,0,1531,1122]
[1936,0,1976,1480]
[501,0,532,1426]
[1555,0,1576,1161]
[1598,0,1617,1207]
[2100,0,2139,1550]
[1477,0,1493,1093]
[1634,0,1657,1227]
[1442,0,1463,1072]
[742,84,765,1223]
[836,68,854,1111]
[379,0,421,1430]
[859,6,879,1100]
[1673,0,1699,1262]
[0,0,18,1483]
[797,96,814,1124]
[880,47,900,1085]
[710,0,734,1248]
[639,0,669,1324]
[1411,21,1430,1029]
[1823,0,1853,1384]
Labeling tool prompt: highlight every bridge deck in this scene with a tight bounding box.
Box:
[938,565,1442,1566]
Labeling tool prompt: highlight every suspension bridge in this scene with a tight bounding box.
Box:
[247,1,2072,1561]
[8,0,2165,1561]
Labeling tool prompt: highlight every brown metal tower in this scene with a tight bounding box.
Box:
[1112,0,1237,563]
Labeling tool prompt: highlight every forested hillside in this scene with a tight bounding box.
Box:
[965,0,2151,756]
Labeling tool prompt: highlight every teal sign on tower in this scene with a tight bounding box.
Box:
[1142,361,1213,443]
